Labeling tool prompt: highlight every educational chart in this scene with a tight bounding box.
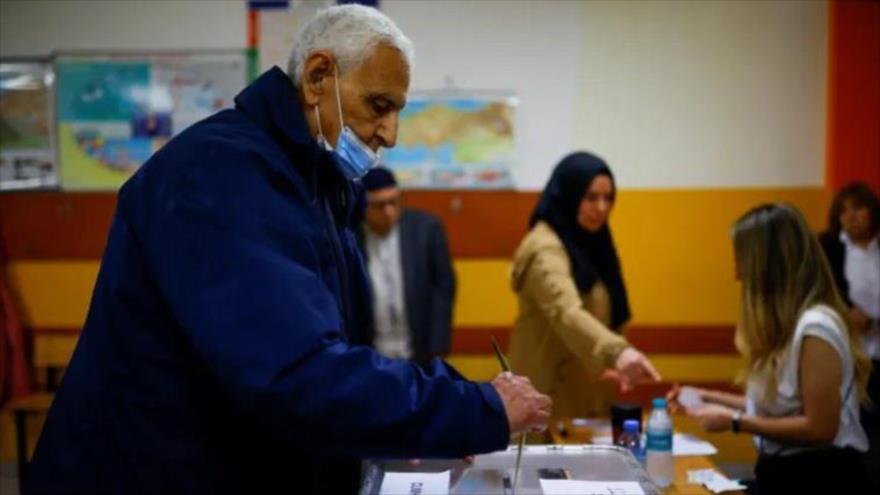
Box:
[55,52,247,190]
[382,93,517,189]
[0,61,56,190]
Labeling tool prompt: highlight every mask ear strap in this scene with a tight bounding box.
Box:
[313,105,324,140]
[334,65,344,126]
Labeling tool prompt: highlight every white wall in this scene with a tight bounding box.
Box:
[1,0,827,190]
[576,0,828,189]
[386,0,827,190]
[0,0,245,55]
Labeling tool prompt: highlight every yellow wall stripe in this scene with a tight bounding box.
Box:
[8,261,98,328]
[611,187,830,324]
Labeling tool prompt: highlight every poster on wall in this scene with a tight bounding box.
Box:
[55,51,247,191]
[382,92,518,189]
[0,61,57,191]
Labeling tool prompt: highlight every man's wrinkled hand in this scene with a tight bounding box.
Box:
[490,372,552,435]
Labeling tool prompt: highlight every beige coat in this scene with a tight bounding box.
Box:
[508,222,630,418]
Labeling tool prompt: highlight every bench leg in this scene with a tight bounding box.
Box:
[14,410,28,487]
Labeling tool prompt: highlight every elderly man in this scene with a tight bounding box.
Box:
[27,5,550,494]
[360,167,456,364]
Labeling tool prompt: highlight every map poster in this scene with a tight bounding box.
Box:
[382,92,517,189]
[55,52,247,191]
[0,60,57,191]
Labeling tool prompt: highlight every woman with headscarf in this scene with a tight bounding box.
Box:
[508,152,660,418]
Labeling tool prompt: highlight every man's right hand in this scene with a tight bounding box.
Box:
[490,373,552,435]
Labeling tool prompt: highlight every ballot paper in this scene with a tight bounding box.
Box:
[687,468,747,493]
[672,433,718,456]
[539,479,645,495]
[677,386,705,409]
[687,468,717,484]
[379,470,450,495]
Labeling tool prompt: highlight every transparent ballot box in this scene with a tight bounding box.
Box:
[359,444,660,495]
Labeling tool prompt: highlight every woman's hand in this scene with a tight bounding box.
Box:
[666,384,711,414]
[612,347,661,391]
[687,404,737,433]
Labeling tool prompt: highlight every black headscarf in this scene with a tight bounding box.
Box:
[529,151,631,329]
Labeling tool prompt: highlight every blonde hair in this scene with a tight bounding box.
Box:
[732,203,871,405]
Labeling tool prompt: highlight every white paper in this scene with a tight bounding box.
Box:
[590,435,614,445]
[672,433,718,457]
[686,468,718,484]
[678,386,705,409]
[705,478,747,494]
[380,470,450,495]
[686,468,746,493]
[539,479,645,495]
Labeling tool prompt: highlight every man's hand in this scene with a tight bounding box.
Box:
[613,347,661,391]
[490,373,552,435]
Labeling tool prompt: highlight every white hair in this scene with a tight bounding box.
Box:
[287,4,414,86]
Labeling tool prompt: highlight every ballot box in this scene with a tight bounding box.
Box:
[359,444,660,495]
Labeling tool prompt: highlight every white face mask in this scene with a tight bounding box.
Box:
[314,69,381,180]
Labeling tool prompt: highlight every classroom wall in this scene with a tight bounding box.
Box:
[0,0,839,379]
[2,0,829,191]
[386,0,828,190]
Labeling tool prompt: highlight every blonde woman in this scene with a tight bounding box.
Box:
[669,203,872,493]
[508,152,660,420]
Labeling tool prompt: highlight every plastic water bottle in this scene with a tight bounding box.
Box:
[616,419,644,465]
[646,398,674,487]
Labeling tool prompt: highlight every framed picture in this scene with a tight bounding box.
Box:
[382,91,518,189]
[0,60,57,191]
[54,51,247,191]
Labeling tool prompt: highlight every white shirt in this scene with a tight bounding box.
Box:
[365,227,412,359]
[746,305,869,455]
[840,232,880,359]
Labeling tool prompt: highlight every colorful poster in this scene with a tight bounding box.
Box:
[55,52,247,190]
[382,92,517,189]
[0,61,57,191]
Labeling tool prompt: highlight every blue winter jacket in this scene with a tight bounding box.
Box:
[27,67,508,494]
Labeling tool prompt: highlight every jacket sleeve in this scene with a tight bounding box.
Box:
[126,155,509,460]
[427,216,456,356]
[517,244,629,369]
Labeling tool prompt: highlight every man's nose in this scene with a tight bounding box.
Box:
[376,113,399,149]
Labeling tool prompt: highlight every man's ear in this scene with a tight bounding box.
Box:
[301,50,336,107]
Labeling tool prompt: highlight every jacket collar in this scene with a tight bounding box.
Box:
[234,66,315,148]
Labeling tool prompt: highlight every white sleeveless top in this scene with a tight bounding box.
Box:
[746,305,869,455]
